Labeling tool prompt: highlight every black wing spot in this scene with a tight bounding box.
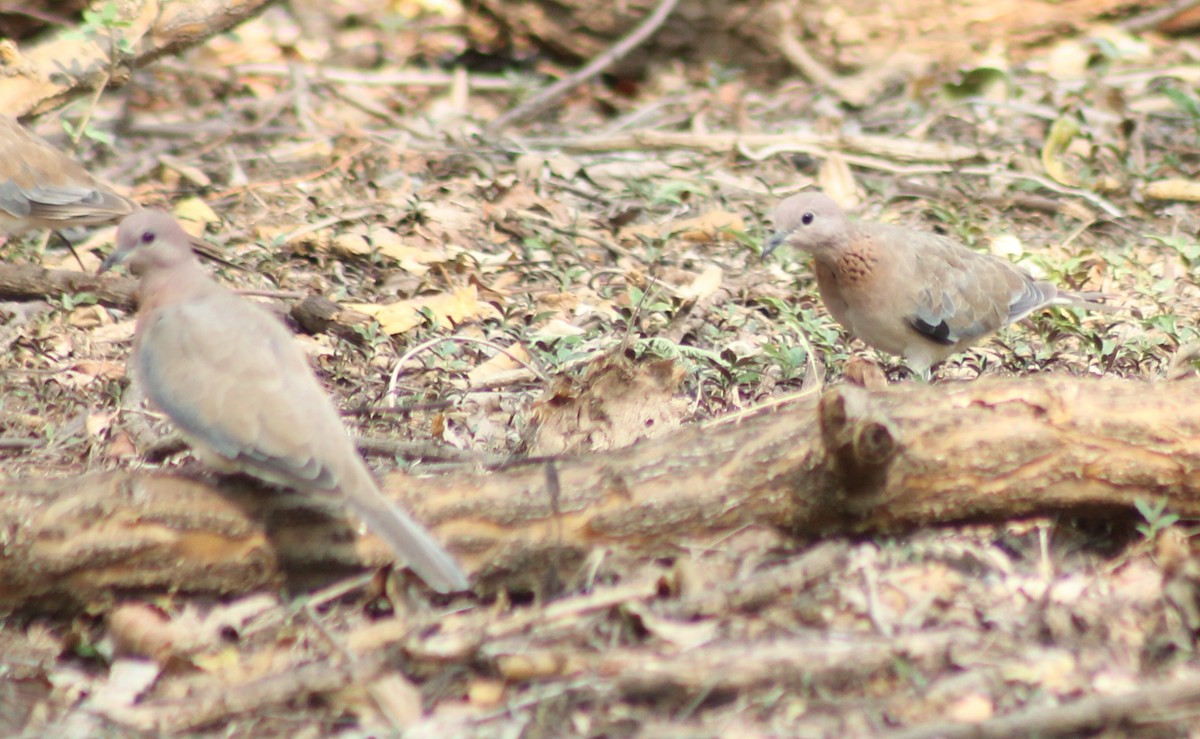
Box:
[906,316,955,345]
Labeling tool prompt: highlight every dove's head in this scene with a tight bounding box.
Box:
[763,192,853,259]
[100,209,196,276]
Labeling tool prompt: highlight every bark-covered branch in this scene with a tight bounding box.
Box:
[0,0,279,115]
[3,376,1194,610]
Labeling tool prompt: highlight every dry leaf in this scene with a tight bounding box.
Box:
[364,673,423,729]
[1144,179,1200,202]
[622,211,744,244]
[946,693,994,723]
[106,431,138,460]
[173,197,221,234]
[528,318,587,342]
[87,659,162,716]
[625,602,719,650]
[84,412,113,438]
[347,285,502,335]
[547,153,582,179]
[514,153,545,181]
[585,160,672,190]
[370,229,452,275]
[331,232,372,257]
[495,652,572,680]
[466,343,532,385]
[418,201,478,232]
[843,355,887,390]
[108,604,180,663]
[467,678,506,707]
[67,305,108,329]
[528,353,687,455]
[673,211,744,242]
[818,151,862,209]
[674,265,723,302]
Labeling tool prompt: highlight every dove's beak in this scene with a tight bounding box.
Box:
[98,250,123,274]
[762,230,789,259]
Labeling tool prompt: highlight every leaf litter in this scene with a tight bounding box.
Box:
[2,0,1200,736]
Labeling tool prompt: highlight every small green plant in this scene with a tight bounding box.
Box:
[1135,497,1179,540]
[63,1,135,56]
[350,321,390,352]
[761,342,809,381]
[1149,234,1200,269]
[53,292,100,311]
[1161,86,1200,138]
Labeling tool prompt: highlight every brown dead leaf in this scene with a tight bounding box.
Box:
[495,652,573,680]
[466,343,532,385]
[625,602,719,650]
[528,353,688,455]
[673,265,724,302]
[85,412,113,439]
[844,355,888,390]
[514,153,545,181]
[621,211,745,245]
[173,198,220,233]
[547,153,581,179]
[585,160,672,191]
[370,229,452,275]
[346,285,502,335]
[108,603,180,664]
[331,232,372,258]
[87,658,162,720]
[106,431,138,460]
[361,673,423,730]
[468,678,507,708]
[946,693,994,723]
[818,151,862,209]
[72,359,126,383]
[417,200,479,233]
[1144,179,1200,202]
[674,211,744,243]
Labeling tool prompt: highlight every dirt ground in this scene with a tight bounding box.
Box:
[4,0,1200,736]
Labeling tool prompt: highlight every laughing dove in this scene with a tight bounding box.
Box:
[764,192,1112,376]
[0,114,134,235]
[100,210,469,593]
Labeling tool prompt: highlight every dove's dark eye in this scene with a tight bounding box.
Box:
[801,212,814,225]
[140,230,156,244]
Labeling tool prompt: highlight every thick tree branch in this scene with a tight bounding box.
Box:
[2,376,1195,610]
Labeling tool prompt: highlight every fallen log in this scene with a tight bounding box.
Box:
[0,0,279,115]
[1,375,1193,610]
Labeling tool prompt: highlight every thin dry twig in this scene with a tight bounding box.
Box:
[103,654,387,734]
[386,335,548,406]
[959,165,1124,217]
[280,208,374,245]
[1121,0,1200,31]
[886,672,1200,739]
[232,63,527,91]
[356,435,507,466]
[668,540,849,617]
[534,129,979,164]
[485,0,682,135]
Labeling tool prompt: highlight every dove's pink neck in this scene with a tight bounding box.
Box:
[136,260,218,319]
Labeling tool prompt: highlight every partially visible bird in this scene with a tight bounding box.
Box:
[764,192,1113,377]
[0,114,233,269]
[0,114,135,235]
[100,210,469,593]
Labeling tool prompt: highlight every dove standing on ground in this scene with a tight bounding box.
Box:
[0,114,135,235]
[101,210,469,593]
[764,192,1112,377]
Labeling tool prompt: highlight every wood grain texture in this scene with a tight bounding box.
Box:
[2,375,1194,610]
